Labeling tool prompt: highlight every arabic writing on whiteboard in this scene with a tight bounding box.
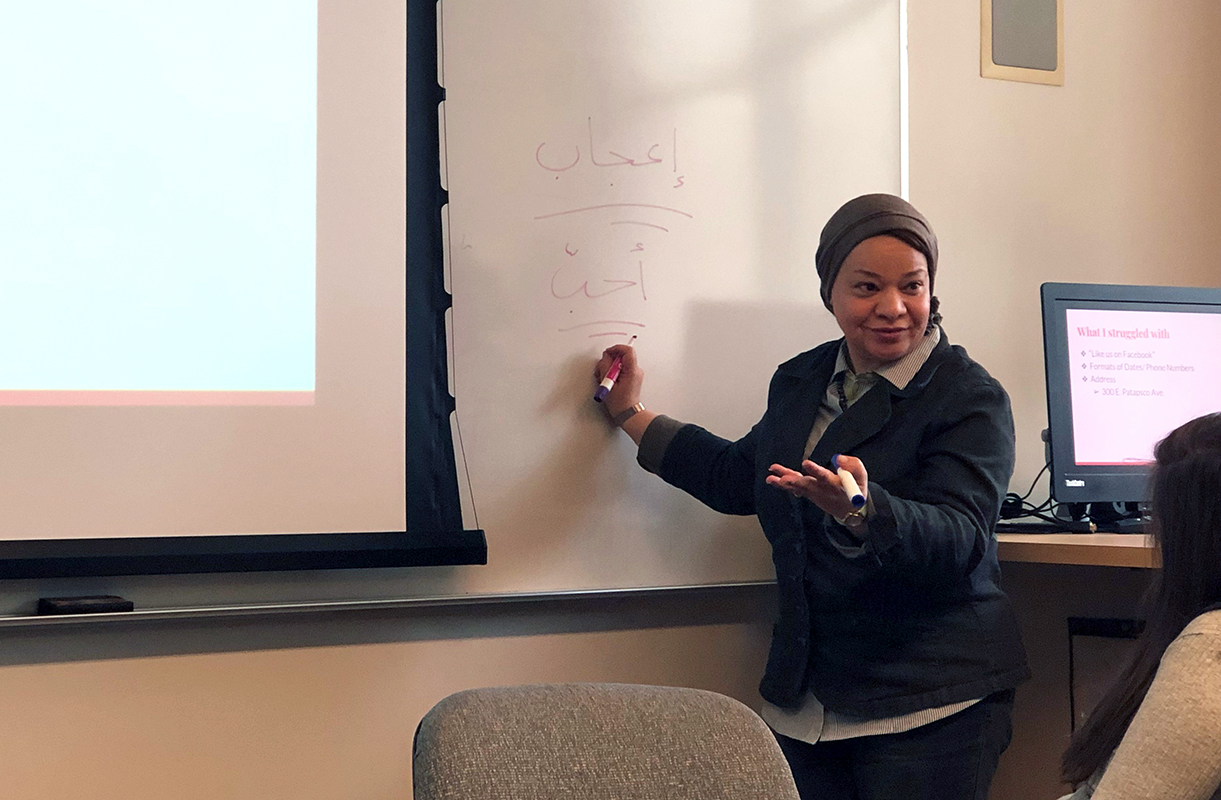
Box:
[533,117,692,339]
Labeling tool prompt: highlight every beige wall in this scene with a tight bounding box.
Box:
[0,572,1155,800]
[1,2,1217,798]
[0,589,775,800]
[909,0,1221,491]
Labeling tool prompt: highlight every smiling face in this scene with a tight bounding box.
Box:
[829,235,931,373]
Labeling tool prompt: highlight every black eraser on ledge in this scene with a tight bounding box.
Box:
[37,596,135,615]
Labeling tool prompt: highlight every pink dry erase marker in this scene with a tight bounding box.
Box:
[594,335,637,402]
[832,453,866,508]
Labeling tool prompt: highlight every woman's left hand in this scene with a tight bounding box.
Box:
[766,454,868,519]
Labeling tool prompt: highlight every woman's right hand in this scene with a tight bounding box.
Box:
[594,344,657,443]
[595,343,644,416]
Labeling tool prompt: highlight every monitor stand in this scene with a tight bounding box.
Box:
[1091,517,1146,534]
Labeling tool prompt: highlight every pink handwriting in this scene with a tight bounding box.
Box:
[534,121,678,173]
[551,268,639,299]
[558,320,646,332]
[535,142,580,172]
[590,117,663,168]
[534,203,693,220]
[611,221,669,232]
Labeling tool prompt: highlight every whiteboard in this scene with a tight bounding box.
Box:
[440,0,903,594]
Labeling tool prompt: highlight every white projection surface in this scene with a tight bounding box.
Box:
[0,3,315,404]
[0,1,406,541]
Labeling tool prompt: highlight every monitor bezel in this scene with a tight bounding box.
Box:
[1041,281,1221,505]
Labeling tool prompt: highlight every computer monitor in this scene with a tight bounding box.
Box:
[1041,281,1221,507]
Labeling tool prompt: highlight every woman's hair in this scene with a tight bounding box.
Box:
[1061,412,1221,784]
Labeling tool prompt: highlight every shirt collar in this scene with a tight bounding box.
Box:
[835,325,941,391]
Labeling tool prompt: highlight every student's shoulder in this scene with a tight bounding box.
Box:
[1158,610,1221,681]
[1178,609,1221,641]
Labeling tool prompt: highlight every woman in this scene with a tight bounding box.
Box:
[1059,413,1221,800]
[595,194,1029,800]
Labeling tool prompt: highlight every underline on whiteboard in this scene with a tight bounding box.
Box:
[589,331,630,338]
[610,220,670,232]
[535,203,694,220]
[558,320,646,332]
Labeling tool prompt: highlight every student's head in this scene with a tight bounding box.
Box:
[815,194,940,372]
[1149,411,1221,615]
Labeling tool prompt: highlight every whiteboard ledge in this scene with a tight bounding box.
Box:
[0,581,777,629]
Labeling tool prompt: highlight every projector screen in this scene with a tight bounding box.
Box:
[1,3,316,406]
[0,1,405,543]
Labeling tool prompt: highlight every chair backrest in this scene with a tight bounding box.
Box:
[413,682,801,800]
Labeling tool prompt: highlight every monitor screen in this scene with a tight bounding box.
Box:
[1041,282,1221,504]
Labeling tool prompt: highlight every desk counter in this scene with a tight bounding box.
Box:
[996,532,1157,568]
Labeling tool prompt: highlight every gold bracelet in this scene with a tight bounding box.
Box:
[611,402,645,427]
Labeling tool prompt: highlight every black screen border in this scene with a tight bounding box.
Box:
[1041,281,1221,504]
[0,530,487,580]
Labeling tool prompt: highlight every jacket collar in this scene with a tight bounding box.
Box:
[775,329,949,388]
[769,332,953,467]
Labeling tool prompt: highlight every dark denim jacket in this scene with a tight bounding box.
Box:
[653,333,1030,716]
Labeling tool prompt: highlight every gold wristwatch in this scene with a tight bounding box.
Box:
[838,505,868,530]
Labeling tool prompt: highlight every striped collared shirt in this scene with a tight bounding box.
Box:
[801,325,942,458]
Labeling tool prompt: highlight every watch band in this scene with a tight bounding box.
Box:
[835,503,868,530]
[611,402,645,427]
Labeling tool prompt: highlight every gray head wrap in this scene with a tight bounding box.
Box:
[814,194,939,318]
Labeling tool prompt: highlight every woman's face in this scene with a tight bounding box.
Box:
[829,235,931,373]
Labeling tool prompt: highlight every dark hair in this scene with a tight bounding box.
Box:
[1061,412,1221,784]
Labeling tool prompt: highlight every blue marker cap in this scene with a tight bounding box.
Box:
[832,454,866,508]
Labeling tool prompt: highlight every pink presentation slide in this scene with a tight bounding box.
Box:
[1066,308,1221,465]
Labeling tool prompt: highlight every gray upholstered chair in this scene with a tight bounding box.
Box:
[413,682,801,799]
